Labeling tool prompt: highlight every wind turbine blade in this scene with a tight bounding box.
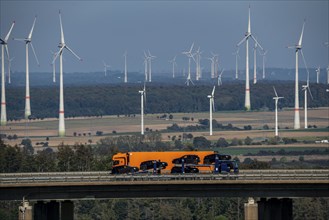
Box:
[212,99,215,112]
[59,10,65,44]
[308,86,313,100]
[30,43,40,66]
[4,45,10,60]
[273,86,278,97]
[28,16,37,39]
[237,36,248,47]
[5,21,15,42]
[13,38,26,42]
[248,5,251,33]
[52,47,64,64]
[251,35,264,50]
[300,49,310,82]
[298,20,305,46]
[65,45,82,61]
[212,85,215,96]
[189,42,194,53]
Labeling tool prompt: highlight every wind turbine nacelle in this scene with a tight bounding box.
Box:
[207,95,212,98]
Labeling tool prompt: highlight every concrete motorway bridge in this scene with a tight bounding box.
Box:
[1,169,328,220]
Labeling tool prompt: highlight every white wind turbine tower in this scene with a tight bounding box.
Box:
[253,41,258,84]
[302,70,313,129]
[211,52,219,78]
[0,21,15,126]
[315,67,320,84]
[52,10,82,137]
[260,50,267,79]
[168,55,177,78]
[14,16,40,119]
[207,86,216,136]
[147,50,156,82]
[182,43,195,86]
[123,51,127,83]
[233,48,240,79]
[217,69,224,86]
[273,87,284,137]
[287,20,307,129]
[103,60,110,76]
[237,6,264,111]
[138,84,146,135]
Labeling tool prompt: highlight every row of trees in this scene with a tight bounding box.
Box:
[5,82,328,120]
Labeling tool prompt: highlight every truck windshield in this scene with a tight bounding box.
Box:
[113,160,119,166]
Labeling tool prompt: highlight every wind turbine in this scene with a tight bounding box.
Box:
[253,41,258,84]
[233,48,240,79]
[211,52,219,78]
[7,56,14,84]
[207,56,215,79]
[0,21,15,126]
[147,50,156,82]
[273,87,284,137]
[194,47,202,80]
[259,50,267,79]
[237,6,264,111]
[143,51,148,82]
[169,55,177,78]
[217,69,224,86]
[52,10,82,137]
[138,84,146,135]
[302,70,313,129]
[103,60,110,76]
[123,51,127,83]
[207,86,216,136]
[287,20,307,129]
[14,16,40,119]
[315,67,320,84]
[182,43,195,86]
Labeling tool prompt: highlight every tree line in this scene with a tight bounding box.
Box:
[5,81,328,121]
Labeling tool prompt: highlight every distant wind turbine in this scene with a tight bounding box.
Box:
[7,56,14,84]
[123,51,127,83]
[52,10,82,137]
[273,86,284,137]
[194,47,202,80]
[232,48,240,79]
[139,84,146,135]
[14,16,40,119]
[217,69,224,86]
[169,55,177,78]
[253,41,258,84]
[147,50,156,82]
[237,6,264,111]
[143,51,148,82]
[50,50,57,82]
[287,20,307,129]
[0,21,15,126]
[315,67,320,84]
[302,69,313,129]
[259,50,267,79]
[103,60,110,76]
[207,86,216,136]
[182,43,195,86]
[207,56,215,79]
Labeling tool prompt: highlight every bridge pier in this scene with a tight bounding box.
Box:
[257,198,292,220]
[34,200,74,220]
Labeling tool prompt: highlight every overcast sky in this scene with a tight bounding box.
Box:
[1,0,328,74]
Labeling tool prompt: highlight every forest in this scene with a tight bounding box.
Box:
[5,81,329,120]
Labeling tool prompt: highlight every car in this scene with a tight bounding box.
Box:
[203,154,232,164]
[172,155,200,164]
[171,166,199,174]
[140,160,168,171]
[111,165,139,174]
